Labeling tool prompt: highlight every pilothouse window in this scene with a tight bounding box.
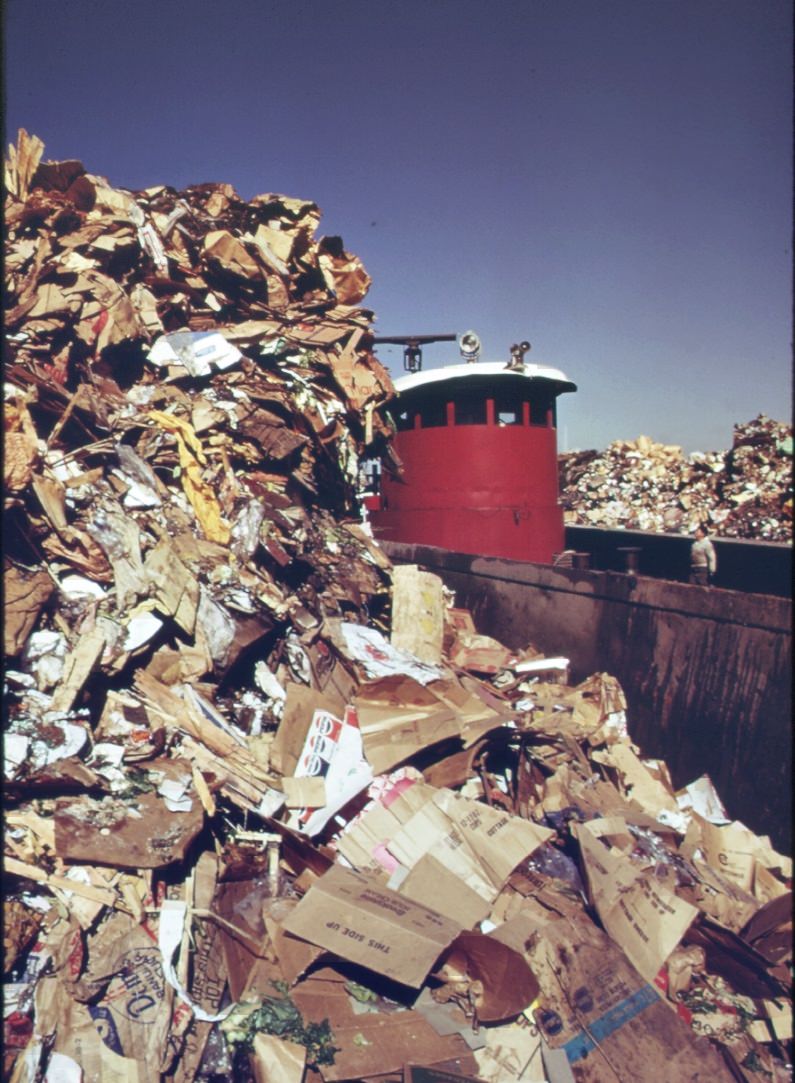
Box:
[495,394,522,426]
[395,407,416,432]
[419,398,447,428]
[396,382,559,430]
[453,393,487,425]
[530,397,551,426]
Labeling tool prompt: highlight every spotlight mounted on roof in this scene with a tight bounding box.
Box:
[459,330,481,364]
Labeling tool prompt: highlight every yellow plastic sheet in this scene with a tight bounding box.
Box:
[148,410,230,544]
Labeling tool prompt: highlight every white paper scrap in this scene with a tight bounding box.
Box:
[148,331,242,376]
[513,656,570,674]
[341,622,445,685]
[677,774,731,825]
[158,776,194,813]
[158,900,234,1022]
[123,611,164,652]
[44,1052,83,1082]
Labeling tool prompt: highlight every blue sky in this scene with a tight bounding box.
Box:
[5,0,792,452]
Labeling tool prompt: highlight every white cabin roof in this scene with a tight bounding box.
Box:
[394,360,576,395]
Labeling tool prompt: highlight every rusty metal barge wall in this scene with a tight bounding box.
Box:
[382,541,793,852]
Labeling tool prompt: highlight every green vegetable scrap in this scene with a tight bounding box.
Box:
[344,980,378,1004]
[221,983,338,1066]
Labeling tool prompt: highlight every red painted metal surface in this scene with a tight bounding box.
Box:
[370,363,575,562]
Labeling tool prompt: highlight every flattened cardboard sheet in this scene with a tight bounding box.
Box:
[354,675,460,776]
[391,565,445,665]
[319,1012,479,1082]
[54,789,204,869]
[526,917,736,1083]
[576,819,698,983]
[282,865,462,988]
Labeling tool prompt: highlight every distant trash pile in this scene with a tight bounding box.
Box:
[4,133,792,1083]
[559,416,793,541]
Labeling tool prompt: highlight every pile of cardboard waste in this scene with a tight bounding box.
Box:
[559,417,793,541]
[4,132,793,1083]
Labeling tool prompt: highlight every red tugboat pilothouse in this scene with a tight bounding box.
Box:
[367,333,577,563]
